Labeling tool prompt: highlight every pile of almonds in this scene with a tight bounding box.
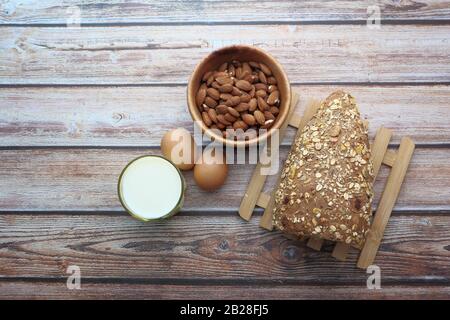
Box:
[196,60,281,139]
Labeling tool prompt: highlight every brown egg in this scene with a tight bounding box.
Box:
[194,151,228,191]
[160,128,197,171]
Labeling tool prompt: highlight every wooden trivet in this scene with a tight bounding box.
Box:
[239,91,415,269]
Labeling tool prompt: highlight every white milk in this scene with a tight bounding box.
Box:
[119,156,183,220]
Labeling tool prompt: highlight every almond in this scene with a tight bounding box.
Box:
[196,86,207,108]
[202,111,212,126]
[212,81,221,90]
[225,96,241,107]
[243,74,255,84]
[262,119,274,129]
[235,102,250,112]
[214,71,228,78]
[258,70,267,84]
[254,110,266,125]
[235,80,252,91]
[231,86,242,96]
[268,85,278,93]
[202,71,213,82]
[270,106,280,115]
[267,76,277,85]
[242,62,252,75]
[224,113,237,123]
[227,107,240,118]
[242,113,256,126]
[249,98,258,112]
[206,87,220,100]
[216,76,233,85]
[254,83,268,91]
[217,114,231,126]
[249,86,256,98]
[208,108,218,123]
[238,70,250,81]
[235,67,242,79]
[256,89,267,98]
[249,61,260,69]
[267,90,279,105]
[216,104,228,114]
[204,96,218,108]
[218,84,233,93]
[233,120,248,131]
[206,74,214,86]
[260,63,272,76]
[220,93,233,101]
[257,96,269,111]
[240,93,252,103]
[264,111,275,120]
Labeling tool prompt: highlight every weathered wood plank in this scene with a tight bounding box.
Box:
[0,214,449,281]
[1,0,450,25]
[1,25,449,84]
[0,148,447,212]
[1,85,449,146]
[0,281,448,300]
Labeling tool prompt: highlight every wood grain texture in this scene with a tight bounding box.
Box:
[1,0,449,300]
[1,281,449,300]
[1,85,449,147]
[0,147,448,212]
[1,25,450,84]
[1,0,450,25]
[0,214,449,282]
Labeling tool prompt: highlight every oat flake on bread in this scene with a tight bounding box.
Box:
[272,91,374,248]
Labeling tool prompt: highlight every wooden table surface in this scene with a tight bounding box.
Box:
[1,1,449,300]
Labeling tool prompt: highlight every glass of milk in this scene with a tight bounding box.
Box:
[118,155,185,221]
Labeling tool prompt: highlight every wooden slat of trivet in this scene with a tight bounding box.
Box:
[383,150,396,167]
[288,114,303,127]
[256,192,271,208]
[357,137,415,269]
[306,237,323,251]
[259,99,321,230]
[238,91,299,221]
[331,127,393,261]
[370,127,394,177]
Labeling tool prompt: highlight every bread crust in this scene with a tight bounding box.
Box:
[272,91,374,248]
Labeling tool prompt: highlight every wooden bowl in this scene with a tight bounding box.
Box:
[187,45,291,148]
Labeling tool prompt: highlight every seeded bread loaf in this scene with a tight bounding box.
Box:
[272,91,374,248]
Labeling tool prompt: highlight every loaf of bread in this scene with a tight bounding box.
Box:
[272,91,374,248]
